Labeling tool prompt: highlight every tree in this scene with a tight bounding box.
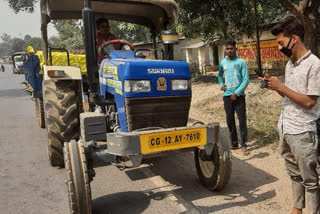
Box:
[0,33,42,57]
[51,20,84,51]
[48,36,61,48]
[177,0,319,56]
[1,33,12,43]
[5,0,37,13]
[0,42,11,58]
[277,0,320,56]
[23,37,42,51]
[10,38,25,53]
[110,21,151,42]
[24,35,32,41]
[176,0,287,42]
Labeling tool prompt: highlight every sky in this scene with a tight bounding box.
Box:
[0,0,57,41]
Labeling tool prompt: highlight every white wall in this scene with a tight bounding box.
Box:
[218,45,225,63]
[241,30,276,43]
[134,38,213,64]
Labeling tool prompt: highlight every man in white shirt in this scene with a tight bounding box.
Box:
[260,16,320,214]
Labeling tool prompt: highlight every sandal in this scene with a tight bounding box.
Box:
[241,147,250,156]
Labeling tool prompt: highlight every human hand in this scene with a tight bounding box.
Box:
[265,76,282,91]
[220,85,227,92]
[257,74,269,82]
[231,93,237,101]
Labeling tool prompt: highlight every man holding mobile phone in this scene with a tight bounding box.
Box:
[260,16,320,214]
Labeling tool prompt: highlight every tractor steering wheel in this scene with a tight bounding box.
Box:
[99,39,134,59]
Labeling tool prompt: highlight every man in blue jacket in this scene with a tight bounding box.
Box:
[218,40,250,155]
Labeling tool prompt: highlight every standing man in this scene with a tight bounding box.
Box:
[261,16,320,214]
[218,40,250,155]
[96,17,120,62]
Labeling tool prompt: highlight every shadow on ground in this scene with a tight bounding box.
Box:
[92,125,278,213]
[189,112,279,153]
[93,191,150,214]
[192,75,218,84]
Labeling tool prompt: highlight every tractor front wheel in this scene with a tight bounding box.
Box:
[194,132,232,191]
[64,140,92,214]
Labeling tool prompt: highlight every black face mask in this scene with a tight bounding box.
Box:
[280,37,295,58]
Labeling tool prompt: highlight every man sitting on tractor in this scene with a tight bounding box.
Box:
[96,17,120,62]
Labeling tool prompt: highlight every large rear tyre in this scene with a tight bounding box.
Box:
[64,140,92,214]
[194,132,232,191]
[43,80,80,167]
[35,98,45,129]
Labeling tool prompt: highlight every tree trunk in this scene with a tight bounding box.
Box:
[303,18,319,57]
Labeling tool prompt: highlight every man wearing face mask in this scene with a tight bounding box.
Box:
[260,16,320,214]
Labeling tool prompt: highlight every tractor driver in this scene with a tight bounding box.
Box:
[96,17,120,62]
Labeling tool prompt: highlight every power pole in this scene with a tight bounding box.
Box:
[253,0,262,72]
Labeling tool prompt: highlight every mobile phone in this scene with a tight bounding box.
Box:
[254,69,267,88]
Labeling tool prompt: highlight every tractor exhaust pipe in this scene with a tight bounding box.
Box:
[82,0,99,93]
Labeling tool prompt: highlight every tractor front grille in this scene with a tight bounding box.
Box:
[125,95,191,132]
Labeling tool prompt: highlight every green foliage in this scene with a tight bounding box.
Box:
[23,36,42,52]
[10,38,25,53]
[110,21,151,42]
[49,20,150,52]
[5,0,37,13]
[0,33,42,58]
[176,0,287,42]
[51,20,84,51]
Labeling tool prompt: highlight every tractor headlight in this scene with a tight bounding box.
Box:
[47,70,65,78]
[171,79,190,90]
[124,80,151,93]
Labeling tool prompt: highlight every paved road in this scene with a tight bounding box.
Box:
[0,65,284,214]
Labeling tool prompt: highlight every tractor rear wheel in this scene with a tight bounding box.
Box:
[194,132,232,191]
[35,98,45,128]
[64,140,92,214]
[43,80,80,167]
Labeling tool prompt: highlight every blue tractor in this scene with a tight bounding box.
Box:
[40,0,232,213]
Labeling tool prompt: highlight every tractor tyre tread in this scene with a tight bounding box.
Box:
[195,132,232,191]
[35,98,45,128]
[64,141,92,214]
[43,80,80,167]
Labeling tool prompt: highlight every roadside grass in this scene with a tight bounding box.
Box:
[193,79,282,147]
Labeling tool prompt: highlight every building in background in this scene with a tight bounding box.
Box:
[133,24,288,75]
[238,24,288,73]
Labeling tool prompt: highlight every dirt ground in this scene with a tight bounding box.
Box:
[189,75,294,213]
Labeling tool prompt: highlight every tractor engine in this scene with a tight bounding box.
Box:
[99,52,192,133]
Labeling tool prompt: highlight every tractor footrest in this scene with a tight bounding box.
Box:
[80,112,107,142]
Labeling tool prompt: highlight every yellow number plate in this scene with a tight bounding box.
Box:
[140,128,207,154]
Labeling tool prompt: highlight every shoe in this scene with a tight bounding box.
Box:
[241,147,250,156]
[25,86,33,92]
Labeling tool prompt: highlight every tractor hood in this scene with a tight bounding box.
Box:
[40,0,178,33]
